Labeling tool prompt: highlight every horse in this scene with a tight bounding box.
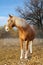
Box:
[5,15,36,59]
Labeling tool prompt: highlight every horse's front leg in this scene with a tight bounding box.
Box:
[25,41,29,59]
[20,39,24,59]
[29,41,32,53]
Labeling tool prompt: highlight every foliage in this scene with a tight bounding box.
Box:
[16,0,43,29]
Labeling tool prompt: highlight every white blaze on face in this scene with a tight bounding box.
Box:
[5,26,9,32]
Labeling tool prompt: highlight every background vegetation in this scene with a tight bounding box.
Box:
[16,0,43,29]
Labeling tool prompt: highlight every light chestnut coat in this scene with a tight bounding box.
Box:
[5,15,36,59]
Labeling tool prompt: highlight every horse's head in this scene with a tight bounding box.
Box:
[5,15,15,32]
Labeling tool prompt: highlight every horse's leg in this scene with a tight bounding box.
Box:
[29,41,32,53]
[25,40,29,59]
[20,39,24,59]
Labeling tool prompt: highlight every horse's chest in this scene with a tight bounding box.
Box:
[19,31,27,40]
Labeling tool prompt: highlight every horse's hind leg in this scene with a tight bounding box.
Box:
[20,39,24,59]
[25,40,29,59]
[29,41,32,53]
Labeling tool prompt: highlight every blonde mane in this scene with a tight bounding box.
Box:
[15,20,27,27]
[13,16,27,27]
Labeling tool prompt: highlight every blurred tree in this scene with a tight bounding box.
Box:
[16,0,43,29]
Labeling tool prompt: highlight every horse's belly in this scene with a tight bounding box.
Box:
[21,31,35,41]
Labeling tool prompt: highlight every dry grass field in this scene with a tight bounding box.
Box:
[0,27,43,65]
[0,38,43,65]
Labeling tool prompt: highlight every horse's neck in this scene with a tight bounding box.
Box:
[15,23,29,32]
[13,16,30,31]
[16,24,33,31]
[13,16,27,28]
[15,25,23,31]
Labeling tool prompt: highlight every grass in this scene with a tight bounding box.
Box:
[0,38,43,65]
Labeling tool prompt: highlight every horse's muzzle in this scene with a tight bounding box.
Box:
[5,26,9,32]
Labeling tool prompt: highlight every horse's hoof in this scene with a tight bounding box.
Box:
[20,56,23,59]
[25,56,28,59]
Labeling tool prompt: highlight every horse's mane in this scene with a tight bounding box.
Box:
[13,16,27,27]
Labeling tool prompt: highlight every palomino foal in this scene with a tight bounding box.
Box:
[5,15,35,59]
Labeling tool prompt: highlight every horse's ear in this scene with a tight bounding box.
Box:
[9,14,13,18]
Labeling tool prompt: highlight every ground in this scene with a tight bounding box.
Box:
[0,38,43,65]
